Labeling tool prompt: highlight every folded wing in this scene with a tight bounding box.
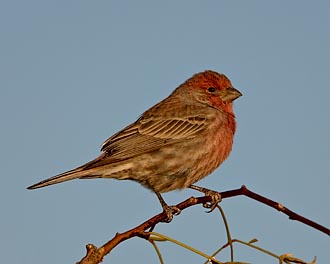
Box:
[99,116,207,164]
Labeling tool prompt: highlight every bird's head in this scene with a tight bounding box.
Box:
[180,70,242,113]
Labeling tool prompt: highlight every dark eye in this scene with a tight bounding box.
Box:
[208,87,216,93]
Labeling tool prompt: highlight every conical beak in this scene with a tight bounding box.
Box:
[221,87,242,103]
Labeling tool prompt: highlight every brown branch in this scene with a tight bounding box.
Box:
[236,185,329,235]
[77,185,329,264]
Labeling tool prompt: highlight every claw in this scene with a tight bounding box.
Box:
[203,190,221,212]
[155,192,181,222]
[189,185,222,213]
[162,205,181,223]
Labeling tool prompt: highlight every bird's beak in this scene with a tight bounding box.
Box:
[221,87,242,103]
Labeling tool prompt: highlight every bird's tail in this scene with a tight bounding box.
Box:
[26,167,101,189]
[27,153,109,190]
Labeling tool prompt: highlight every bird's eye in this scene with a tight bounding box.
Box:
[208,87,216,93]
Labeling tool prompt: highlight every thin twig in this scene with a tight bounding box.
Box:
[229,185,330,236]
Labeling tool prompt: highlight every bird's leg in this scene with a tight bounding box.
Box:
[155,192,181,222]
[189,185,222,212]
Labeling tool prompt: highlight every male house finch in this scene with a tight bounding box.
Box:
[28,70,242,220]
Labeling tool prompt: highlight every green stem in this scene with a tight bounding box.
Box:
[150,232,222,264]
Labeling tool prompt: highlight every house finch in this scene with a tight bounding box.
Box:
[27,70,242,221]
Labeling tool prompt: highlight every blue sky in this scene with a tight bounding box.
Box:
[1,1,329,263]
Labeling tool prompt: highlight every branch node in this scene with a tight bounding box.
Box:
[77,244,104,264]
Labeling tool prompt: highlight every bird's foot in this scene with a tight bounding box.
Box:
[189,185,222,212]
[155,191,181,222]
[162,205,181,223]
[202,190,221,212]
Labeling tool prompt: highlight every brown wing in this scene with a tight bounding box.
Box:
[26,115,208,188]
[100,116,207,162]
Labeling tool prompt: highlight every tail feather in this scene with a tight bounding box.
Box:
[27,167,99,190]
[27,153,110,190]
[27,153,133,190]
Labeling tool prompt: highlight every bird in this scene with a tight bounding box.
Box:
[27,70,242,221]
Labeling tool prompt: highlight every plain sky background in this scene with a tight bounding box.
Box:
[1,1,329,263]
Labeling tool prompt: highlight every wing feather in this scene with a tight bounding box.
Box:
[99,115,207,163]
[139,117,206,139]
